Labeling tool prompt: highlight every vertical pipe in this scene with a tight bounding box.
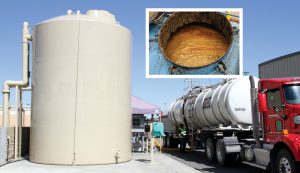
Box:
[159,111,162,153]
[6,137,9,161]
[2,22,31,127]
[150,123,154,163]
[2,92,9,127]
[18,89,23,157]
[249,76,262,148]
[151,136,154,163]
[14,86,19,159]
[21,22,30,86]
[1,22,31,162]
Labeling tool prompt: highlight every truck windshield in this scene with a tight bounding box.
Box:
[283,84,300,104]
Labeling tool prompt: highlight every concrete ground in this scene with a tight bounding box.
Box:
[0,152,200,173]
[164,149,267,173]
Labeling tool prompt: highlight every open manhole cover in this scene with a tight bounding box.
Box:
[158,12,233,68]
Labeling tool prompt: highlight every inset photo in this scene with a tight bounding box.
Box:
[146,8,242,78]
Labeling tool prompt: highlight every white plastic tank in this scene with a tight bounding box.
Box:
[168,77,259,128]
[30,10,131,165]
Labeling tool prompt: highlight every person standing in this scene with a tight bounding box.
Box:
[178,123,187,154]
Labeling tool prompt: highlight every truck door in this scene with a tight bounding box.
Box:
[265,88,284,143]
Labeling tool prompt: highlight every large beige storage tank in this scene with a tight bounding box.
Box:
[30,10,132,165]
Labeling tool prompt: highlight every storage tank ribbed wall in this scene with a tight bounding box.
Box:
[30,10,131,165]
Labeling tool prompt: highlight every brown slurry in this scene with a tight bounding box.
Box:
[165,23,229,68]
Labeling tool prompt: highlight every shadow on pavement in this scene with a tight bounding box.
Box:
[163,149,267,173]
[135,159,151,163]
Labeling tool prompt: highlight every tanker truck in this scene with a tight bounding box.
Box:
[168,76,300,173]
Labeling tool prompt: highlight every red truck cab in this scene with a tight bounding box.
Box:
[258,77,300,172]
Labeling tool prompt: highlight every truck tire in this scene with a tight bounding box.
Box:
[216,139,226,166]
[275,149,299,173]
[205,138,215,162]
[216,139,238,166]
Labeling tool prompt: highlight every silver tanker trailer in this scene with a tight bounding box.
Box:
[168,76,259,165]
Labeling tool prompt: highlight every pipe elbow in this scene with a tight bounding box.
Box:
[18,81,29,88]
[22,80,29,88]
[20,77,29,87]
[23,22,31,42]
[2,83,10,93]
[2,79,29,92]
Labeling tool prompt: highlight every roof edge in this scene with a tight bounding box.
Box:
[259,50,300,66]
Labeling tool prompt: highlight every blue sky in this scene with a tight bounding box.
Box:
[0,0,300,112]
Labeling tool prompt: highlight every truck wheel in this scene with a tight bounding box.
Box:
[216,139,239,166]
[216,139,226,166]
[205,138,215,162]
[275,149,299,173]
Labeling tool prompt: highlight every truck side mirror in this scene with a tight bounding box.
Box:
[258,93,267,112]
